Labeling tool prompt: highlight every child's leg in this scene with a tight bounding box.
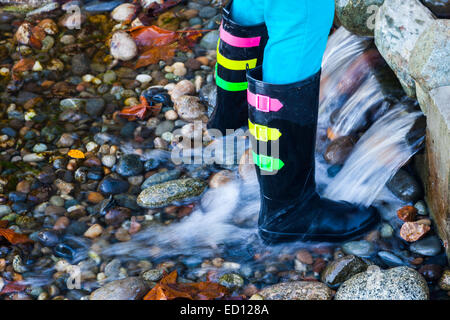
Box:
[231,0,265,26]
[262,0,335,84]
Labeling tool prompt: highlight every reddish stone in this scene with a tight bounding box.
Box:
[397,205,418,222]
[400,222,430,242]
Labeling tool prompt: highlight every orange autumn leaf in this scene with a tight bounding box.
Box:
[0,228,33,245]
[119,95,161,120]
[143,270,229,300]
[135,44,177,69]
[68,149,86,159]
[129,25,177,51]
[12,58,35,79]
[0,220,8,228]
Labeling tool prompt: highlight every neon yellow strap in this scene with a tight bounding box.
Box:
[248,119,282,142]
[215,64,248,91]
[216,40,257,71]
[252,151,284,172]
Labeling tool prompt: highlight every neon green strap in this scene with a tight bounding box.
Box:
[252,151,284,172]
[215,64,248,91]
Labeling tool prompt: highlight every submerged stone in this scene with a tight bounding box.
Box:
[386,169,423,203]
[321,255,368,286]
[257,281,333,300]
[137,178,207,208]
[84,0,124,13]
[141,169,182,189]
[409,235,442,256]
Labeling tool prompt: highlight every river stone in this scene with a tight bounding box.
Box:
[335,266,429,300]
[218,273,244,290]
[200,30,219,50]
[71,53,90,76]
[257,281,333,300]
[386,169,423,202]
[84,0,124,12]
[323,136,355,165]
[342,240,375,257]
[85,98,105,117]
[137,178,207,208]
[377,251,405,267]
[409,235,442,256]
[335,0,385,36]
[374,0,435,97]
[141,169,182,189]
[420,0,450,18]
[409,19,450,91]
[99,176,129,195]
[439,270,450,290]
[116,154,143,177]
[89,277,149,300]
[321,255,368,286]
[173,96,206,122]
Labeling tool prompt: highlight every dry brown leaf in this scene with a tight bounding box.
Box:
[0,228,33,245]
[143,270,229,300]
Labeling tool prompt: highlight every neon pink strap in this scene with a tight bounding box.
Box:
[219,24,261,48]
[247,90,283,112]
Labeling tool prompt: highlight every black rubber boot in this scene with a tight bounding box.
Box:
[207,1,268,135]
[246,66,380,244]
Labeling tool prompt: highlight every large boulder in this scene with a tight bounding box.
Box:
[374,0,435,97]
[409,19,450,91]
[415,84,450,264]
[335,266,429,300]
[335,0,385,36]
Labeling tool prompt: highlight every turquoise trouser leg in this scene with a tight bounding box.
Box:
[231,0,264,26]
[231,0,335,84]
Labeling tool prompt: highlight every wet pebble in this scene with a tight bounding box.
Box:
[321,255,368,286]
[409,236,442,256]
[89,277,149,300]
[342,240,375,257]
[99,176,129,195]
[116,154,144,177]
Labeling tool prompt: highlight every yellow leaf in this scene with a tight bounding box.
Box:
[68,149,85,159]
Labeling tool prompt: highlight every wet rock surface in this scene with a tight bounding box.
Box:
[336,266,430,300]
[137,178,207,208]
[321,255,368,286]
[256,281,333,300]
[89,277,150,300]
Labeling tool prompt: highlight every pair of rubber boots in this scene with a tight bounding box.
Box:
[208,2,380,244]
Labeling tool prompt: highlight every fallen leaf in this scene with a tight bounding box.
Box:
[0,281,27,294]
[143,270,229,300]
[129,25,177,50]
[400,221,430,242]
[397,205,417,222]
[68,149,86,159]
[135,44,177,68]
[129,25,204,69]
[119,95,161,120]
[12,58,35,80]
[0,228,33,245]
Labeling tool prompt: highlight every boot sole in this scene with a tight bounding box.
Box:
[259,213,381,245]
